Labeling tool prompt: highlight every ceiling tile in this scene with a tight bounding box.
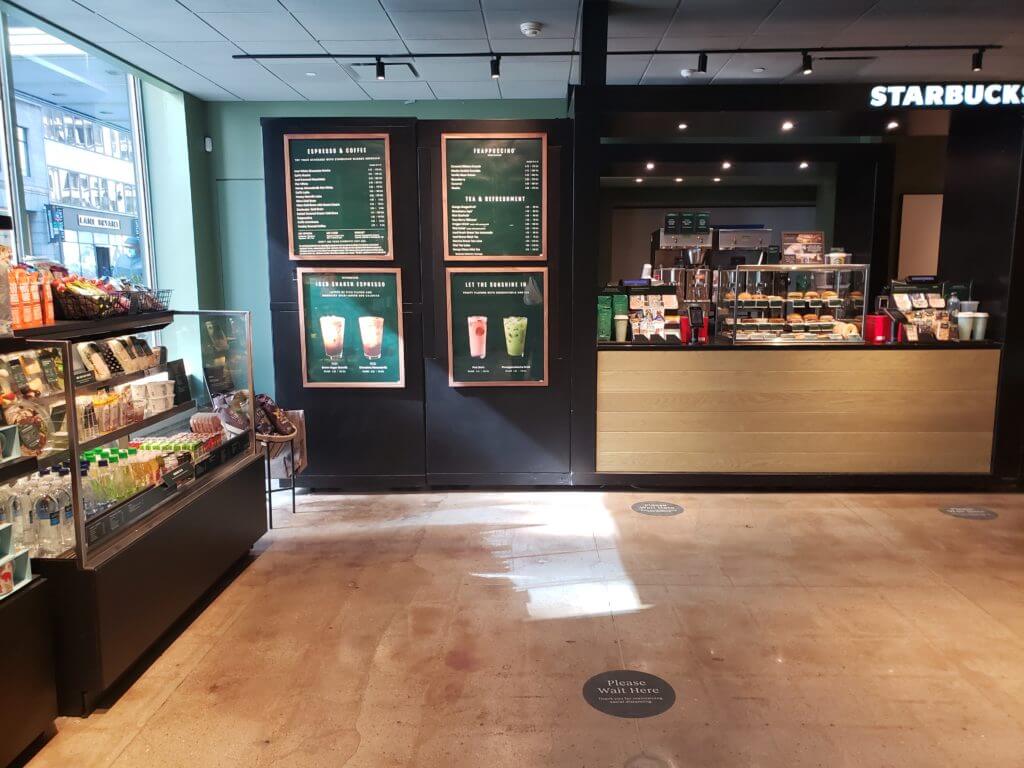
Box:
[9,0,140,43]
[390,11,487,40]
[153,40,302,98]
[382,0,480,9]
[102,39,238,98]
[493,38,575,53]
[640,52,729,84]
[413,56,491,81]
[609,38,659,52]
[497,79,568,98]
[257,57,353,83]
[482,0,580,9]
[608,2,674,39]
[712,51,800,83]
[607,53,651,84]
[180,0,281,10]
[343,60,420,82]
[287,79,369,100]
[358,80,436,100]
[320,40,411,55]
[753,0,877,38]
[282,0,383,10]
[405,38,490,54]
[501,55,571,80]
[665,0,779,39]
[197,12,314,42]
[290,9,399,40]
[234,40,325,55]
[485,9,579,39]
[429,80,501,98]
[99,6,226,43]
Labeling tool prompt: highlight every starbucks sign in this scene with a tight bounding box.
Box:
[870,83,1024,108]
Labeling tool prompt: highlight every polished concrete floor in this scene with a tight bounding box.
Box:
[27,490,1024,767]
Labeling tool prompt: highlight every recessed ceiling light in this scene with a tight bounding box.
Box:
[51,92,67,98]
[674,177,683,183]
[886,119,900,131]
[781,120,795,132]
[713,177,722,183]
[721,161,732,170]
[677,122,688,130]
[645,162,655,170]
[305,71,316,77]
[99,109,112,115]
[799,161,810,169]
[634,177,643,183]
[752,67,766,73]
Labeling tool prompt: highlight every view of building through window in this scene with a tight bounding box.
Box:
[6,22,149,284]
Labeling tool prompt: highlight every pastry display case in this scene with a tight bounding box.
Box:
[20,310,257,570]
[715,264,868,344]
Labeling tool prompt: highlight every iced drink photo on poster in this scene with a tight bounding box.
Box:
[467,315,487,358]
[503,316,527,357]
[319,315,345,359]
[359,316,385,360]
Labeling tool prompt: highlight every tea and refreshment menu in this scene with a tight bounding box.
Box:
[446,268,547,387]
[285,133,392,260]
[442,133,546,260]
[298,268,404,388]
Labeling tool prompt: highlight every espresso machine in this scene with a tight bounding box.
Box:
[649,227,713,331]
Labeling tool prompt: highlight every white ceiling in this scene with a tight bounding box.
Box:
[10,0,1024,102]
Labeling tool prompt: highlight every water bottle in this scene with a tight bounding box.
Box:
[9,479,36,554]
[56,468,75,549]
[33,482,61,557]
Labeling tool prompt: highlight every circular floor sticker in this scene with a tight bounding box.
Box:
[582,670,676,718]
[631,501,683,516]
[941,506,998,520]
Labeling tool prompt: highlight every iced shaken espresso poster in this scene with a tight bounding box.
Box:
[447,267,547,387]
[297,268,404,388]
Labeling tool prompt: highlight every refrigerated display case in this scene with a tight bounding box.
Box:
[19,310,267,715]
[715,264,868,344]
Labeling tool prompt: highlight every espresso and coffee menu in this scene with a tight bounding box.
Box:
[446,267,547,387]
[284,133,392,260]
[297,268,405,388]
[442,133,546,260]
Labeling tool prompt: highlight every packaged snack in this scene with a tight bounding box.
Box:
[257,394,295,436]
[1,394,49,456]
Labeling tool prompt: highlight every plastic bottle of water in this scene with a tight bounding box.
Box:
[32,477,61,557]
[9,479,36,554]
[55,468,75,549]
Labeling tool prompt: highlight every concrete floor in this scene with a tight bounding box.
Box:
[26,490,1024,767]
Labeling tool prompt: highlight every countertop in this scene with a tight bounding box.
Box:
[597,340,1003,351]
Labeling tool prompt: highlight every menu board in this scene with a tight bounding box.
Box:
[442,133,546,261]
[782,231,825,264]
[446,267,547,387]
[284,133,393,260]
[297,268,404,388]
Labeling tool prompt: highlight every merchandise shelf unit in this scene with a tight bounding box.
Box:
[17,310,267,715]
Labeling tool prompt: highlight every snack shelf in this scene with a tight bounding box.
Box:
[15,311,173,342]
[0,454,39,484]
[38,360,180,406]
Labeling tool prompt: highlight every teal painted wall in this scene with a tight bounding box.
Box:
[204,99,569,397]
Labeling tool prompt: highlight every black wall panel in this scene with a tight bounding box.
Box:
[417,120,573,485]
[262,117,427,488]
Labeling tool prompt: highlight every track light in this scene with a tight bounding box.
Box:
[645,161,655,170]
[490,56,501,79]
[721,161,732,170]
[634,177,643,183]
[799,161,809,169]
[972,48,984,72]
[801,51,813,75]
[781,120,795,132]
[697,52,708,74]
[886,119,900,131]
[375,57,385,80]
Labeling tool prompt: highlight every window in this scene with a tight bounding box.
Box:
[15,126,28,175]
[5,19,151,284]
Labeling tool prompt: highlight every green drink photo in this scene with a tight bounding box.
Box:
[503,316,528,357]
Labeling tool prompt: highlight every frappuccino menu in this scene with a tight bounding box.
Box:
[447,268,547,386]
[442,134,546,260]
[285,134,392,260]
[298,268,404,388]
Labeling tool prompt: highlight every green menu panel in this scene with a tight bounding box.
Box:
[442,133,546,260]
[447,268,547,387]
[285,133,392,260]
[298,268,405,388]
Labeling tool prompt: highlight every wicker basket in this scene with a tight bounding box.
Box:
[53,290,132,321]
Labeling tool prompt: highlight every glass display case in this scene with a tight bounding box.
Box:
[715,264,869,344]
[0,311,255,570]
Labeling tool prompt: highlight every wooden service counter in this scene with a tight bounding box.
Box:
[596,343,1001,475]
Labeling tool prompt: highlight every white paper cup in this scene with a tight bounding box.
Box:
[613,314,629,342]
[972,312,989,340]
[130,383,148,400]
[960,300,979,312]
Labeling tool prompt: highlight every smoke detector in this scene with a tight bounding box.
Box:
[520,21,543,37]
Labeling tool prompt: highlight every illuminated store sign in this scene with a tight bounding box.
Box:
[870,83,1024,108]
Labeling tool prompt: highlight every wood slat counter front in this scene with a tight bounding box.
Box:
[596,344,1001,474]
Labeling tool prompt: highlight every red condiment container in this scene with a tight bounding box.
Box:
[864,313,891,344]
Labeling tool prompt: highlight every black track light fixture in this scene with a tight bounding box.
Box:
[972,48,984,72]
[801,51,813,75]
[490,55,501,79]
[375,57,385,80]
[697,51,708,73]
